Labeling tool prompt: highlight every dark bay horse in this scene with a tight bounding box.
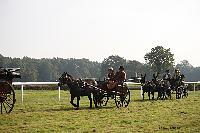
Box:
[141,74,171,100]
[169,74,188,99]
[140,74,155,100]
[58,72,98,109]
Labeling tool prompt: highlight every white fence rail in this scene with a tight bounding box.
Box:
[13,82,59,102]
[12,81,200,102]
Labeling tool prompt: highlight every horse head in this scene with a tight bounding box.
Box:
[58,72,74,87]
[140,74,146,85]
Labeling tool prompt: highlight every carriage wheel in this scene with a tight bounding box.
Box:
[182,89,189,98]
[97,94,109,107]
[0,82,16,114]
[115,87,130,108]
[93,92,108,107]
[176,87,182,99]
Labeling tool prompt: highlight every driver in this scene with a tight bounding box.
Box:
[115,66,126,85]
[174,68,181,80]
[107,67,115,90]
[173,68,182,87]
[107,66,126,91]
[163,69,171,88]
[163,69,171,81]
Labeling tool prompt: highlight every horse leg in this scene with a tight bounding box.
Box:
[157,88,161,100]
[168,89,172,99]
[152,91,154,100]
[93,92,98,108]
[143,91,145,100]
[76,96,80,109]
[88,94,92,108]
[148,91,150,100]
[163,89,166,99]
[70,95,77,107]
[162,91,165,100]
[157,90,159,100]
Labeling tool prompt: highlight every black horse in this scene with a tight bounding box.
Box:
[140,74,155,100]
[157,80,172,100]
[58,72,98,109]
[141,74,172,100]
[169,74,188,99]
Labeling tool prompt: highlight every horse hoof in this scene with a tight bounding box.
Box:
[70,102,78,107]
[75,108,79,110]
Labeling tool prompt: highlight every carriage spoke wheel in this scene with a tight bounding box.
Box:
[98,94,109,107]
[176,87,182,99]
[115,88,130,108]
[94,92,108,107]
[0,82,16,114]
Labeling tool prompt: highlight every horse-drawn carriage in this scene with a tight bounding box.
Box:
[58,72,130,109]
[140,74,188,100]
[94,80,130,108]
[0,67,21,114]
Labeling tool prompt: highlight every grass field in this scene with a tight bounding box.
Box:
[0,90,200,133]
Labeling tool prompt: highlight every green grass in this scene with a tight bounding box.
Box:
[0,90,200,133]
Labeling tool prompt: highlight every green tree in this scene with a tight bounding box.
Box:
[176,60,193,74]
[21,57,39,81]
[191,67,200,81]
[125,60,143,79]
[176,60,194,81]
[144,46,174,74]
[0,54,4,67]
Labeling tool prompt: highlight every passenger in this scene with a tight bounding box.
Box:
[163,69,171,81]
[107,67,115,81]
[163,69,171,88]
[107,67,115,90]
[152,73,158,84]
[174,69,181,80]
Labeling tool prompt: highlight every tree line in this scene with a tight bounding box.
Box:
[1,46,200,82]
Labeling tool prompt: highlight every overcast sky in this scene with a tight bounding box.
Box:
[0,0,200,66]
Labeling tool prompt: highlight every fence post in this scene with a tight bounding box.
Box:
[58,86,61,101]
[21,84,24,103]
[140,85,143,98]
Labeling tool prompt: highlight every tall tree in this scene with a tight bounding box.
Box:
[144,46,174,74]
[125,60,143,79]
[21,57,39,81]
[176,60,194,81]
[176,60,193,74]
[0,54,4,67]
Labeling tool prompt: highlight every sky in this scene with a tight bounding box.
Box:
[0,0,200,67]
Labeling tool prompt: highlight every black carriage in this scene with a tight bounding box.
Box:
[0,67,21,114]
[94,80,130,108]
